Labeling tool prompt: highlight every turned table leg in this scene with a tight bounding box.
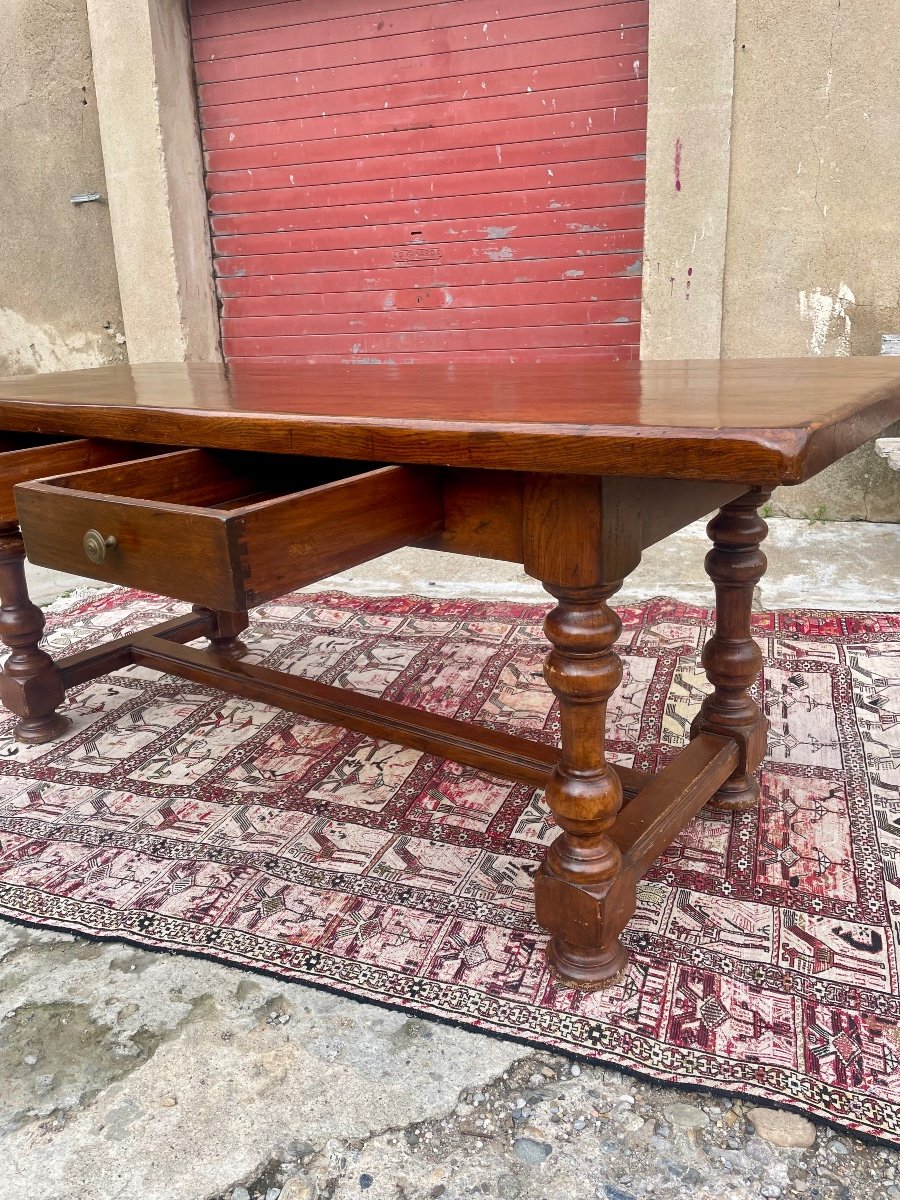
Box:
[0,522,70,744]
[535,582,631,987]
[524,475,642,989]
[691,487,771,812]
[192,606,249,659]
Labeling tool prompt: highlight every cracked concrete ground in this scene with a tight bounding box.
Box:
[2,517,899,1200]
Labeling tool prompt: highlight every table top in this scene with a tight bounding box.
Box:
[0,358,897,482]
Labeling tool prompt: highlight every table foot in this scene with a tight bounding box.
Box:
[704,775,760,814]
[545,935,629,992]
[209,637,249,660]
[14,711,72,745]
[193,606,249,660]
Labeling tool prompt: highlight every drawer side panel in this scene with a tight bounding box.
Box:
[236,465,443,603]
[0,440,151,525]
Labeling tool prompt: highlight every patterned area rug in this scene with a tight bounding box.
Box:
[0,589,898,1142]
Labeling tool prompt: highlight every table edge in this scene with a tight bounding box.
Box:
[0,389,895,484]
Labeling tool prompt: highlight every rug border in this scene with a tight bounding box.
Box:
[0,902,896,1150]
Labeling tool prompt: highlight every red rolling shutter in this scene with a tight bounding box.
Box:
[190,0,648,364]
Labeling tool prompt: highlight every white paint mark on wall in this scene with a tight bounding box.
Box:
[0,308,115,374]
[798,283,855,356]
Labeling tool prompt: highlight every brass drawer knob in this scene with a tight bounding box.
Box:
[83,529,117,564]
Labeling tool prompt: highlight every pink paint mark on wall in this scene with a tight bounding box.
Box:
[674,137,683,192]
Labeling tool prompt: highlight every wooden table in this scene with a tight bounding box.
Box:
[0,359,896,990]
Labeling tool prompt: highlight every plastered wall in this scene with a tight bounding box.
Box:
[0,0,126,376]
[724,0,900,520]
[85,0,220,362]
[643,0,900,520]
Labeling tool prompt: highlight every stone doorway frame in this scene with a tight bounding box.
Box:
[86,0,739,365]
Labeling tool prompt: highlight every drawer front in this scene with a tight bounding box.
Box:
[0,437,151,524]
[16,451,444,611]
[16,486,239,608]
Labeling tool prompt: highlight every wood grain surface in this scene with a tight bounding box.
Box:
[0,358,897,482]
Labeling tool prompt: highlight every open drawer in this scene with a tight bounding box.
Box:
[14,449,444,611]
[0,434,155,525]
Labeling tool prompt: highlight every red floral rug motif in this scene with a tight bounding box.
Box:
[0,589,898,1142]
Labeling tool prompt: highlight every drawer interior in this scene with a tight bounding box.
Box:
[37,448,385,511]
[0,432,76,455]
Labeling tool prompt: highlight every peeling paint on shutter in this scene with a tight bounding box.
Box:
[190,0,648,364]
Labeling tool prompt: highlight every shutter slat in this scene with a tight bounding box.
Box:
[190,0,648,363]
